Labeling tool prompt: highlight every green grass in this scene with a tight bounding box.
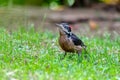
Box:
[0,27,120,80]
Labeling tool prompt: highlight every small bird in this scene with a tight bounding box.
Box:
[56,23,87,59]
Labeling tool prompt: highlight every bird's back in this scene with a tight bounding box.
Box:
[70,33,86,47]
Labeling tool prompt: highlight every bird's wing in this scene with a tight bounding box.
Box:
[70,33,86,47]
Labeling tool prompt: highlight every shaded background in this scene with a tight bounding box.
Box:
[0,0,120,36]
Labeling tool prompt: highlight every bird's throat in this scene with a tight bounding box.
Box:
[59,29,71,38]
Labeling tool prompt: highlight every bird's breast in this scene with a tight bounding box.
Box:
[59,35,76,52]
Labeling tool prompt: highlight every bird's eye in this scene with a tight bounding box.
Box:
[65,26,71,32]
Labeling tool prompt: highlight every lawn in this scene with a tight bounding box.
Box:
[0,27,120,80]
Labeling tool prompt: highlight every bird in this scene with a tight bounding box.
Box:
[56,23,87,59]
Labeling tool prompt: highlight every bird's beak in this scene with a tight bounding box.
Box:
[56,24,63,30]
[56,23,62,27]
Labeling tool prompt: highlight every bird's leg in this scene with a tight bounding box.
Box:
[78,52,81,57]
[78,51,82,62]
[61,52,67,60]
[63,52,67,58]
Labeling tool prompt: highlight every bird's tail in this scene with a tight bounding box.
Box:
[83,46,90,61]
[82,45,87,53]
[83,47,88,54]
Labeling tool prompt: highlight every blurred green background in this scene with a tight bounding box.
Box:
[0,0,119,7]
[0,0,97,6]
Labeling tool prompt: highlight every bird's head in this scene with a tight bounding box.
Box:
[56,23,71,35]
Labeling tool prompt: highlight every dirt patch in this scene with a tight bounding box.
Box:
[0,7,120,37]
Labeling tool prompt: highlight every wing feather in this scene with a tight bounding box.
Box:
[70,33,86,47]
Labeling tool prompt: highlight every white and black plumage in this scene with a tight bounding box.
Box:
[56,23,87,58]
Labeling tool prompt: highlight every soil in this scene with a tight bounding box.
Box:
[0,7,120,37]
